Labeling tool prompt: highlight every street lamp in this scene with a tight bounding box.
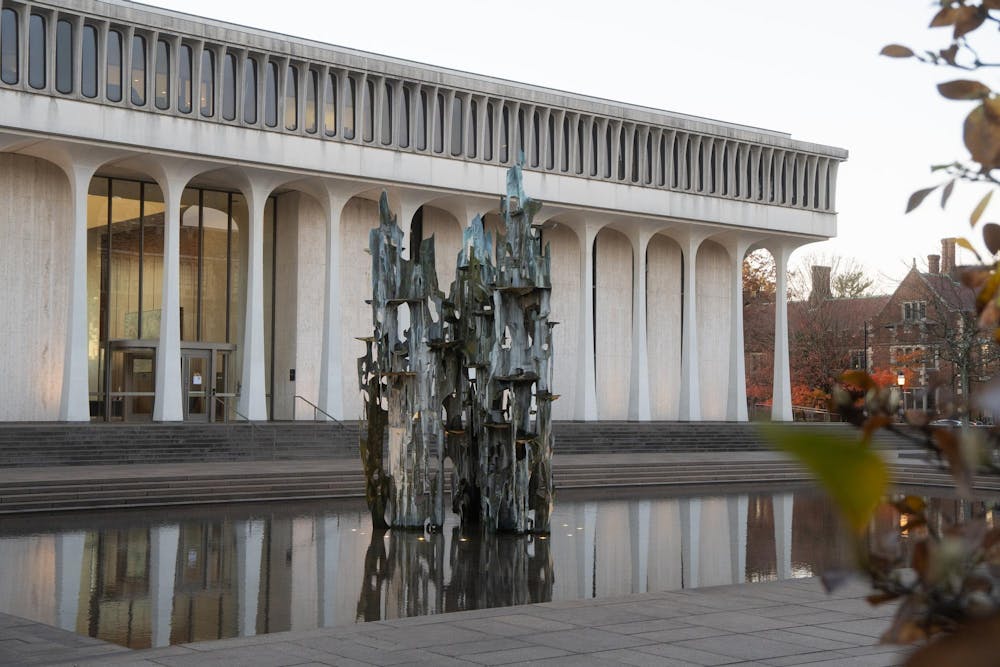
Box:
[897,372,905,387]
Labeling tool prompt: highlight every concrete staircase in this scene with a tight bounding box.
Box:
[0,422,358,467]
[0,421,935,514]
[0,458,814,514]
[0,421,908,468]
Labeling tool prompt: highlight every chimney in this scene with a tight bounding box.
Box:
[941,237,956,275]
[810,265,831,304]
[928,254,940,274]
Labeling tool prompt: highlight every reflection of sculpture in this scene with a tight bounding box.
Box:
[359,164,555,533]
[355,527,552,621]
[445,527,553,611]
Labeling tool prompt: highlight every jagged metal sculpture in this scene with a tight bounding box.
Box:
[359,163,555,533]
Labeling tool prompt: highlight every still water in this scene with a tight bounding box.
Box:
[0,489,978,649]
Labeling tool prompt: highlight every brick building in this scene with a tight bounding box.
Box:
[745,238,999,419]
[867,239,997,417]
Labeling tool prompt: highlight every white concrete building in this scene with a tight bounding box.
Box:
[0,0,846,423]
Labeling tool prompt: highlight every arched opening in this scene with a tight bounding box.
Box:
[269,188,328,420]
[418,205,463,292]
[594,227,632,419]
[742,248,776,421]
[696,241,732,420]
[647,233,682,420]
[339,195,379,420]
[543,222,581,419]
[85,170,258,423]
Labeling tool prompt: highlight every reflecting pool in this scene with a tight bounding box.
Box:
[0,489,986,649]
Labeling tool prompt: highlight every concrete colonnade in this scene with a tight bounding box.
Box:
[3,143,799,423]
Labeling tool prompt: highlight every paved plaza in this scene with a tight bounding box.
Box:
[0,576,908,666]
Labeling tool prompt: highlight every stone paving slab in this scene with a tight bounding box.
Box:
[0,576,916,666]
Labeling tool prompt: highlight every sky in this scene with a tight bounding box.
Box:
[142,0,997,291]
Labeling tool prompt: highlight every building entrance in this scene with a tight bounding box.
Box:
[105,340,235,422]
[182,349,211,422]
[181,346,235,422]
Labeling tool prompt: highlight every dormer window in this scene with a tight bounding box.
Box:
[903,301,926,322]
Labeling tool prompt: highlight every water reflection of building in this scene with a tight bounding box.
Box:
[0,492,917,647]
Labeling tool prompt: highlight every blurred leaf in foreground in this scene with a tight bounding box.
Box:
[762,425,888,534]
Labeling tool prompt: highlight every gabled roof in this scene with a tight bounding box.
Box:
[918,270,976,312]
[786,294,890,330]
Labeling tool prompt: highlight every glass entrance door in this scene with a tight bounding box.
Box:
[182,350,212,422]
[122,351,155,421]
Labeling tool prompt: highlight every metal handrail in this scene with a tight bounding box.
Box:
[214,394,277,459]
[293,395,345,428]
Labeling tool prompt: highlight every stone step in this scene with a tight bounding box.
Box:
[0,460,812,514]
[0,421,916,469]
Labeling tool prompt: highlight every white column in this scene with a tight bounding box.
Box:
[60,163,99,421]
[628,229,651,421]
[153,177,186,421]
[576,224,599,420]
[680,498,701,588]
[235,519,264,637]
[238,182,273,420]
[317,516,340,627]
[149,524,180,648]
[771,244,793,422]
[54,532,86,631]
[318,192,349,420]
[679,235,702,421]
[727,240,750,422]
[727,494,748,585]
[773,492,794,580]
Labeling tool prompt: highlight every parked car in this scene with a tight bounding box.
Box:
[929,418,963,428]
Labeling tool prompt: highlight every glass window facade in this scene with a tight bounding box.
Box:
[82,25,97,97]
[399,87,410,148]
[450,96,462,156]
[28,13,45,90]
[530,111,539,167]
[55,20,73,94]
[343,76,355,139]
[284,65,297,130]
[154,40,169,109]
[484,103,494,161]
[305,69,317,133]
[469,99,477,158]
[131,35,146,105]
[199,48,214,117]
[222,53,236,120]
[433,93,444,153]
[415,90,426,150]
[107,30,122,102]
[380,81,392,145]
[0,8,17,85]
[86,176,266,421]
[264,60,277,127]
[243,58,257,124]
[178,44,191,112]
[323,72,336,136]
[500,105,509,163]
[362,79,374,142]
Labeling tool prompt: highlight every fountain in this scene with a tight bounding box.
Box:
[359,163,555,533]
